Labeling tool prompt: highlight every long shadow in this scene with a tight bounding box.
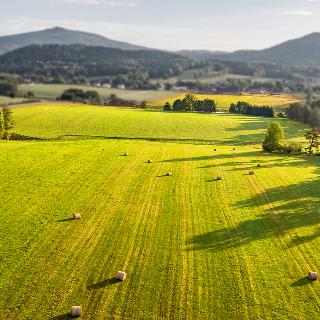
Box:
[188,151,320,251]
[49,313,72,320]
[87,278,118,290]
[291,277,310,287]
[56,218,73,223]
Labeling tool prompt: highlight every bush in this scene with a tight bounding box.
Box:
[278,142,302,154]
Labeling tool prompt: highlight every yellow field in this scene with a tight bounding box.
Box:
[151,93,301,111]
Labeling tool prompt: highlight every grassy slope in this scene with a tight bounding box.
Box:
[0,104,319,319]
[13,104,305,143]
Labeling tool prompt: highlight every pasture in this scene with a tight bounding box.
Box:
[0,104,319,319]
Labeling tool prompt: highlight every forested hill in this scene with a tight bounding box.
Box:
[179,33,320,66]
[0,27,147,55]
[0,44,199,82]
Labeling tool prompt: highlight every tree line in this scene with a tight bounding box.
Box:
[285,100,320,128]
[230,101,274,117]
[163,94,216,113]
[59,88,146,107]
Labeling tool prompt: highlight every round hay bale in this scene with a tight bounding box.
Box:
[166,172,172,176]
[73,213,81,220]
[249,170,255,175]
[124,152,128,156]
[70,306,82,317]
[308,271,318,280]
[216,176,222,181]
[116,271,127,281]
[257,164,261,167]
[147,160,153,164]
[233,148,236,151]
[214,149,217,152]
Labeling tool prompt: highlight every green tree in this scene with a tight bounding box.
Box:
[262,122,285,152]
[2,107,14,141]
[163,102,172,111]
[304,128,320,155]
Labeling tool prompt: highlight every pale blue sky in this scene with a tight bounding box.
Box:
[0,0,319,51]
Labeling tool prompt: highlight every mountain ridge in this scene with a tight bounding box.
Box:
[0,27,147,55]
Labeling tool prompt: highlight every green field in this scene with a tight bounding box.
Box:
[1,104,320,319]
[18,84,300,113]
[0,96,26,105]
[19,84,179,103]
[12,103,305,143]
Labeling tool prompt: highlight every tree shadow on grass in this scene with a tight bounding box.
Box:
[87,278,119,290]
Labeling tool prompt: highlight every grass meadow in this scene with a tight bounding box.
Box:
[0,103,319,319]
[18,84,300,113]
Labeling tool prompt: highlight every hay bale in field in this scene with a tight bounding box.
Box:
[249,170,255,175]
[214,149,217,152]
[70,306,82,317]
[73,213,81,220]
[147,160,153,163]
[257,164,261,167]
[216,176,222,181]
[308,272,318,280]
[166,172,172,176]
[124,152,128,156]
[233,148,236,151]
[116,271,127,281]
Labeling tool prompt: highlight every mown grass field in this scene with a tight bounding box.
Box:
[1,103,319,319]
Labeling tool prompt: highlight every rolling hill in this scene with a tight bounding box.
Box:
[0,27,147,55]
[179,33,320,66]
[0,44,196,80]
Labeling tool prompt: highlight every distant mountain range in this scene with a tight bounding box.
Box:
[178,33,320,66]
[0,27,147,55]
[0,27,320,66]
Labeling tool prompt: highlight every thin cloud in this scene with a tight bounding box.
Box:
[282,10,313,16]
[51,0,136,7]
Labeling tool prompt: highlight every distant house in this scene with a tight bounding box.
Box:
[172,86,188,92]
[102,83,111,89]
[117,84,126,90]
[94,82,101,87]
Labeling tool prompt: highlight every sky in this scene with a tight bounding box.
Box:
[0,0,319,51]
